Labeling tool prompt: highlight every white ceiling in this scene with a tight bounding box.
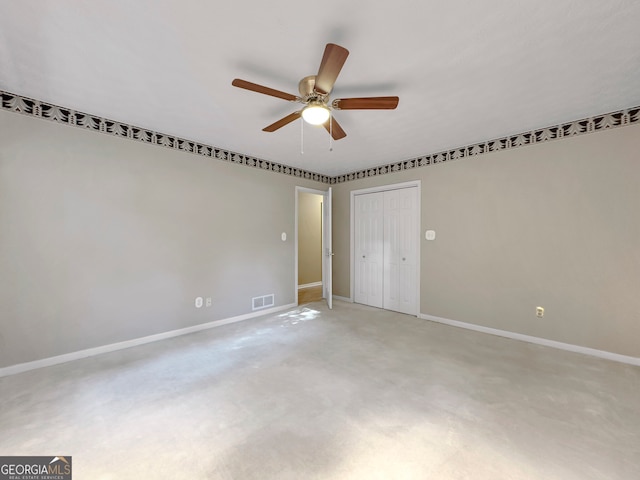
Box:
[1,0,639,176]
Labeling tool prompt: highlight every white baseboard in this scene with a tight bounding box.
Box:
[0,303,297,378]
[332,295,352,303]
[298,282,322,289]
[419,313,640,367]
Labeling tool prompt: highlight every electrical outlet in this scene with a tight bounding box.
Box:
[205,297,212,307]
[536,306,544,318]
[195,297,203,308]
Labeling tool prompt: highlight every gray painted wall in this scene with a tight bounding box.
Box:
[298,192,323,286]
[2,107,639,368]
[332,123,640,358]
[0,110,324,367]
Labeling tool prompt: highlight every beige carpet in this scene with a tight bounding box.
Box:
[1,301,639,479]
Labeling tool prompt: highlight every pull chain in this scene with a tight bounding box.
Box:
[300,116,304,155]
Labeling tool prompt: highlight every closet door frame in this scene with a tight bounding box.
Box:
[350,180,421,316]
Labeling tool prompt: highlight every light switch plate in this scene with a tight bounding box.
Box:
[425,230,436,240]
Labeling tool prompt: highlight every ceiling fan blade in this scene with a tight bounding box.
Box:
[232,79,299,101]
[333,96,399,110]
[323,116,347,140]
[263,111,302,132]
[314,43,349,95]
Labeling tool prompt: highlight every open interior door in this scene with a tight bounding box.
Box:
[322,187,333,309]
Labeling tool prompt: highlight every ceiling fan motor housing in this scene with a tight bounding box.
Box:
[298,75,328,104]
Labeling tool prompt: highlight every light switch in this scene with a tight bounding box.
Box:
[425,230,436,241]
[281,232,287,241]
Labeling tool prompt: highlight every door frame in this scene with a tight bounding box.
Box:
[350,180,421,314]
[295,186,332,308]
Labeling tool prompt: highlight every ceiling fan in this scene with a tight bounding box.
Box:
[232,43,399,140]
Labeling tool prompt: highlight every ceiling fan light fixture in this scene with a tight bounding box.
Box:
[302,103,330,125]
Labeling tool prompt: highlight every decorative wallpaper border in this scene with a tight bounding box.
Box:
[330,105,640,184]
[0,90,331,184]
[2,89,638,184]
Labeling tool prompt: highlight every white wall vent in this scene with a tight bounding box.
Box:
[252,294,275,311]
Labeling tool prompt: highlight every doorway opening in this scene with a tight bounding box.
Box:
[295,187,333,308]
[298,191,323,304]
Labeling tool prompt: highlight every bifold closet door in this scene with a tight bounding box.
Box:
[354,187,418,315]
[383,188,418,315]
[354,192,384,308]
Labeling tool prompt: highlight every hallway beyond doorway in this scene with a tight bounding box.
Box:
[298,284,323,305]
